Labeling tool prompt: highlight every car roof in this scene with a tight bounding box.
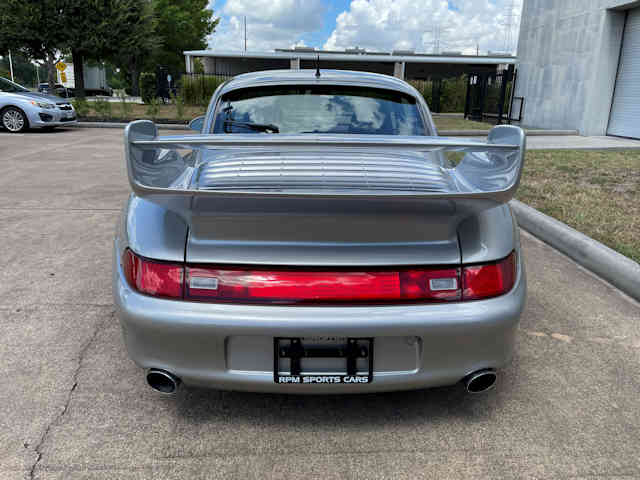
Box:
[218,69,419,98]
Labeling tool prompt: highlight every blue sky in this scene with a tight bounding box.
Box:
[302,0,350,48]
[208,0,522,55]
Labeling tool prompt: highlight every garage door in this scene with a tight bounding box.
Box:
[608,8,640,139]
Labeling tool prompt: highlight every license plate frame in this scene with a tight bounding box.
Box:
[274,337,373,384]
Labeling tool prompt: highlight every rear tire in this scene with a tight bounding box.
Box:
[1,107,29,133]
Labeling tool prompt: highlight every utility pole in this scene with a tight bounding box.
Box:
[434,25,441,54]
[244,16,247,51]
[427,24,444,54]
[502,0,519,53]
[8,49,14,82]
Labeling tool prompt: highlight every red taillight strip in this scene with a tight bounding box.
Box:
[185,266,461,304]
[122,249,516,304]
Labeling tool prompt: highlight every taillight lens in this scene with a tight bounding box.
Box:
[185,267,461,304]
[462,252,517,301]
[122,249,183,299]
[121,249,516,304]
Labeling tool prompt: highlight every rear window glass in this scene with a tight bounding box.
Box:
[212,85,426,135]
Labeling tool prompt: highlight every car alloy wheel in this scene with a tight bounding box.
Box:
[2,107,27,133]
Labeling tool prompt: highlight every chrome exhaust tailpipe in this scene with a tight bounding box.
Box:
[146,369,180,394]
[464,369,497,394]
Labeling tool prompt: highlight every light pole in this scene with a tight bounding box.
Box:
[8,49,15,81]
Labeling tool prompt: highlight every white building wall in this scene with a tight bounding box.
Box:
[516,0,637,135]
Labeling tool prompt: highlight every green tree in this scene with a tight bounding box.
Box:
[1,0,158,97]
[0,52,45,88]
[0,0,67,90]
[149,0,218,76]
[63,0,151,97]
[108,0,159,96]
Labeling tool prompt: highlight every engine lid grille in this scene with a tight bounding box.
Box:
[195,151,455,193]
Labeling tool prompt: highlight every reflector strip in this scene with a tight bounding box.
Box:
[185,266,461,304]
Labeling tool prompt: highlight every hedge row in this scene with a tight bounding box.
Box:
[179,74,227,106]
[408,76,468,113]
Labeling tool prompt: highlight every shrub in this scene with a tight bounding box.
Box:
[179,74,226,106]
[409,75,468,113]
[71,98,90,117]
[93,98,112,118]
[119,92,133,119]
[145,96,161,120]
[171,91,185,120]
[139,72,156,103]
[440,76,468,113]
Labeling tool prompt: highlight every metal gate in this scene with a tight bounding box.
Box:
[464,65,515,125]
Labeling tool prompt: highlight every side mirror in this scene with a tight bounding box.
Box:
[189,115,205,132]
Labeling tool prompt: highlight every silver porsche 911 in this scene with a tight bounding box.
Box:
[113,69,526,395]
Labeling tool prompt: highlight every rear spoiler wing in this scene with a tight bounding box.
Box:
[124,120,526,218]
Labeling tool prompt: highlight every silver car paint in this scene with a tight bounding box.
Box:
[0,79,77,130]
[112,247,526,393]
[114,70,527,392]
[121,195,188,263]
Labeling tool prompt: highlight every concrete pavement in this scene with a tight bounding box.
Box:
[1,127,639,479]
[526,135,640,150]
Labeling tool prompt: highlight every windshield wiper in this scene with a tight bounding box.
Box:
[223,120,279,133]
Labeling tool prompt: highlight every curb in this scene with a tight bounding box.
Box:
[439,129,579,137]
[74,122,189,130]
[510,199,640,302]
[72,122,578,137]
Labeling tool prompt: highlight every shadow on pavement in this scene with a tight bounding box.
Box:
[169,380,506,427]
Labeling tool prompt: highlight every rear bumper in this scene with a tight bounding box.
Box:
[113,250,526,394]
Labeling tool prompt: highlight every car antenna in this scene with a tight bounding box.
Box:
[315,54,321,78]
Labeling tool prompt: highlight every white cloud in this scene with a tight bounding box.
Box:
[324,0,521,55]
[207,0,522,55]
[208,0,326,51]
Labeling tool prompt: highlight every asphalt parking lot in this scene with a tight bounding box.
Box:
[1,127,640,479]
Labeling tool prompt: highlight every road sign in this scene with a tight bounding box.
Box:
[60,72,67,83]
[56,62,67,72]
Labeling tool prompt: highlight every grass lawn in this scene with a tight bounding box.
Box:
[518,150,640,263]
[433,116,493,131]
